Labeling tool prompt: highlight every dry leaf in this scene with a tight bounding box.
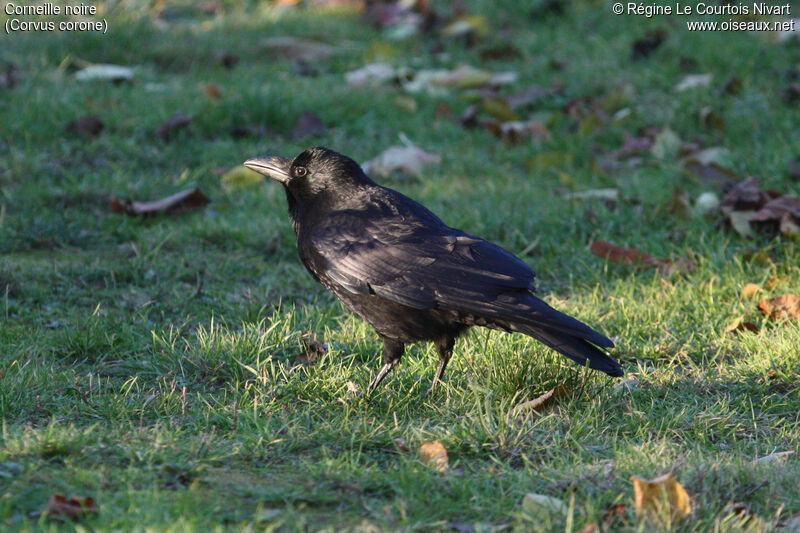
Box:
[521,493,568,517]
[67,115,104,138]
[590,241,660,268]
[39,495,97,520]
[613,378,640,394]
[674,73,713,92]
[604,503,627,522]
[631,473,691,521]
[291,111,326,140]
[741,283,760,300]
[720,178,767,213]
[753,450,794,465]
[74,64,134,82]
[757,294,800,321]
[650,128,681,160]
[110,188,209,217]
[419,440,449,473]
[293,337,328,366]
[564,188,618,201]
[201,82,221,100]
[723,316,759,335]
[157,111,192,141]
[260,37,335,62]
[345,62,396,87]
[750,195,800,236]
[509,384,569,417]
[363,138,440,180]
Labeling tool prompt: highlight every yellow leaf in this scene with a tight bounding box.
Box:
[741,283,760,300]
[509,384,569,417]
[631,473,691,521]
[221,165,263,190]
[419,440,448,473]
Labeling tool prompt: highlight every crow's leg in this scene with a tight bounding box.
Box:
[367,338,405,394]
[429,335,455,393]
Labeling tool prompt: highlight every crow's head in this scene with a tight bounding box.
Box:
[244,147,372,203]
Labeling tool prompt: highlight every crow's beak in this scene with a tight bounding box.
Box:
[243,156,291,184]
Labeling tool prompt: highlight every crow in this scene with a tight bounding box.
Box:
[244,147,623,393]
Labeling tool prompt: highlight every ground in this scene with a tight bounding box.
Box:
[1,1,799,531]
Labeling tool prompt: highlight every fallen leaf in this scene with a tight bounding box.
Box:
[487,120,550,143]
[521,493,568,517]
[580,524,598,533]
[615,132,653,158]
[753,450,794,465]
[632,28,666,60]
[402,64,516,94]
[750,195,800,236]
[507,83,561,109]
[291,111,326,140]
[74,64,134,82]
[393,96,417,113]
[293,337,328,366]
[720,178,767,213]
[201,82,221,100]
[221,165,263,190]
[157,111,192,141]
[757,294,800,321]
[345,62,396,87]
[631,473,691,521]
[613,378,640,394]
[699,106,726,130]
[723,316,759,335]
[110,188,210,216]
[509,384,569,417]
[741,283,760,300]
[440,15,490,40]
[650,128,681,160]
[604,503,627,522]
[419,440,449,473]
[67,115,104,138]
[260,36,335,62]
[363,138,440,180]
[39,495,97,520]
[563,188,618,201]
[674,73,713,92]
[480,97,520,122]
[589,241,660,268]
[346,380,361,397]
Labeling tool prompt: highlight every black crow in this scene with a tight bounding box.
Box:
[244,147,622,393]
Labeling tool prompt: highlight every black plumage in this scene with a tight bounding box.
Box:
[244,147,623,393]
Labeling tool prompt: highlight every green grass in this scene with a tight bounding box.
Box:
[2,0,800,531]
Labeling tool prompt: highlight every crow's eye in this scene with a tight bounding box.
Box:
[294,166,308,178]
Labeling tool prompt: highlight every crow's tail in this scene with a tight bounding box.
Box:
[510,322,623,376]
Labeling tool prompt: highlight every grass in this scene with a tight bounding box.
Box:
[1,0,800,530]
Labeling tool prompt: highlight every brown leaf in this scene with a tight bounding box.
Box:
[67,115,104,138]
[631,473,691,521]
[589,241,661,268]
[291,112,326,140]
[632,28,666,60]
[741,283,760,300]
[40,495,97,520]
[749,195,800,236]
[604,503,627,523]
[509,384,569,417]
[157,111,192,141]
[720,178,767,214]
[109,188,209,217]
[723,316,759,335]
[201,82,221,100]
[293,337,328,366]
[419,440,449,473]
[757,294,800,321]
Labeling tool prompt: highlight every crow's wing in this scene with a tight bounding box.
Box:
[308,206,612,348]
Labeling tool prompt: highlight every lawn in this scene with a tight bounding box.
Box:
[1,0,799,531]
